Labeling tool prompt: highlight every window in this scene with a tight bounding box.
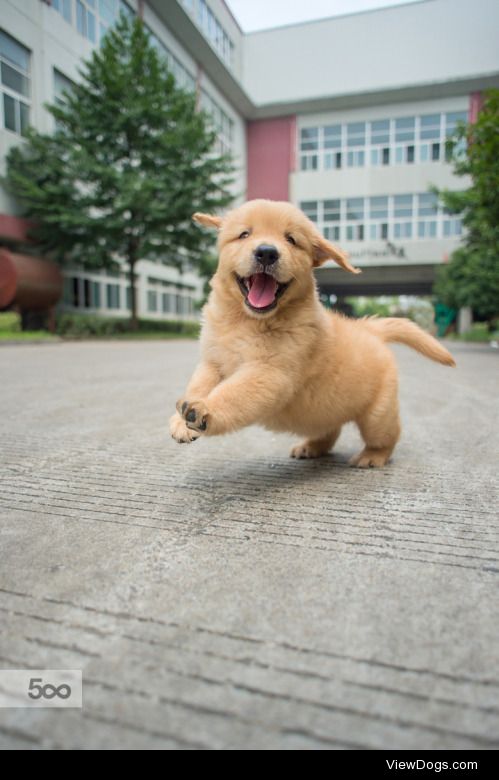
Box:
[323,200,341,241]
[325,151,342,169]
[147,290,157,312]
[92,281,101,308]
[395,116,415,142]
[300,127,319,152]
[324,125,342,169]
[346,123,366,166]
[200,90,234,154]
[300,201,318,223]
[417,194,438,238]
[445,111,467,138]
[394,116,415,166]
[347,122,365,147]
[76,0,96,43]
[346,198,364,241]
[162,292,173,313]
[99,1,135,42]
[370,120,390,167]
[106,283,121,309]
[393,194,413,239]
[300,127,319,170]
[187,0,234,67]
[443,218,462,237]
[347,149,364,167]
[52,0,72,23]
[65,276,101,308]
[53,69,74,105]
[369,197,389,240]
[370,119,390,145]
[0,31,30,136]
[324,125,341,149]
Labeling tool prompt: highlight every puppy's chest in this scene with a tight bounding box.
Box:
[202,331,281,378]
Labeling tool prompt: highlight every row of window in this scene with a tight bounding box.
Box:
[64,276,196,315]
[147,28,235,152]
[300,196,463,242]
[299,112,468,171]
[181,0,235,67]
[0,23,235,153]
[52,0,134,46]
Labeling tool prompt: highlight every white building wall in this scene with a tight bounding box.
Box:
[242,0,499,105]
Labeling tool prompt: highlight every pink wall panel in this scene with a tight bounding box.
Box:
[247,116,296,202]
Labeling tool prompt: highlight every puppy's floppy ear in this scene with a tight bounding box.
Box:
[192,212,223,230]
[312,234,361,275]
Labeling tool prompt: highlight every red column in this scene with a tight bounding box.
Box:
[246,116,297,202]
[469,92,484,124]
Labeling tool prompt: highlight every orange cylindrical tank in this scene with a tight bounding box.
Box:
[0,249,63,310]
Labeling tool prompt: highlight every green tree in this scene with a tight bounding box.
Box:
[433,89,499,326]
[5,15,234,329]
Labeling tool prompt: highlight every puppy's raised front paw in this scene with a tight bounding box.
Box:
[176,398,209,433]
[169,412,201,444]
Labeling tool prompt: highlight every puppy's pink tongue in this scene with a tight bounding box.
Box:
[247,274,278,309]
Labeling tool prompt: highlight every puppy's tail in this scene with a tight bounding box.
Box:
[363,316,456,366]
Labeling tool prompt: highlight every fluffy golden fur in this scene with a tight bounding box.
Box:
[170,199,455,467]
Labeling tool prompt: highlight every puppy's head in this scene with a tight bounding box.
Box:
[193,199,360,318]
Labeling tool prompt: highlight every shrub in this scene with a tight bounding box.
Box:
[55,313,200,338]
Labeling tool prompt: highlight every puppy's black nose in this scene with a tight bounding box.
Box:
[254,244,279,266]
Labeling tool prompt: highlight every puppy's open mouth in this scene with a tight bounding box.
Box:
[235,272,291,313]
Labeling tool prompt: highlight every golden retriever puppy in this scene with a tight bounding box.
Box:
[170,199,455,467]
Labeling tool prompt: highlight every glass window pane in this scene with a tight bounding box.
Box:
[19,101,29,135]
[99,0,116,25]
[3,93,16,132]
[369,196,388,219]
[0,31,30,72]
[324,200,340,221]
[395,116,415,142]
[87,11,96,42]
[347,122,365,147]
[370,119,390,144]
[420,114,440,140]
[300,201,318,222]
[324,124,341,148]
[417,193,437,216]
[92,281,101,308]
[346,198,364,220]
[1,61,29,97]
[394,195,413,217]
[445,111,467,136]
[76,1,86,35]
[300,127,318,151]
[54,69,74,102]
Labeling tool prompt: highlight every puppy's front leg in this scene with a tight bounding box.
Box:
[179,364,290,437]
[170,361,221,443]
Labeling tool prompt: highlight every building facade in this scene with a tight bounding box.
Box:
[1,0,499,316]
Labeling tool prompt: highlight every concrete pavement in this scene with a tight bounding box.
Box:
[0,338,498,749]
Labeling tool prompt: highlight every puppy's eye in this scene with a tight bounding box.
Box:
[286,234,297,246]
[238,230,250,240]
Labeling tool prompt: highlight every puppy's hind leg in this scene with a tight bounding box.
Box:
[350,391,401,469]
[290,428,341,460]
